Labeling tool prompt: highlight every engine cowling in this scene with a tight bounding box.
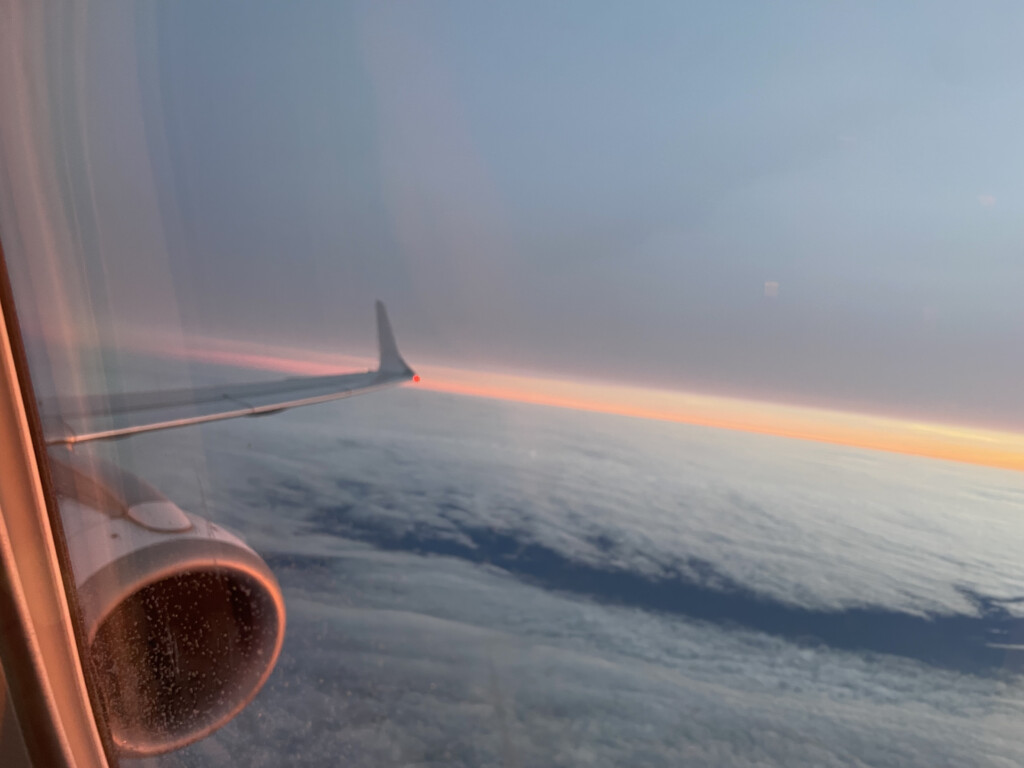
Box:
[50,449,285,757]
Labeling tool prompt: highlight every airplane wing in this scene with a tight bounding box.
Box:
[42,301,415,446]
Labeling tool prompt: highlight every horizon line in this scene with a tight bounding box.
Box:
[86,326,1024,474]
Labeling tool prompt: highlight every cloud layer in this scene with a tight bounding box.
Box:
[113,388,1024,767]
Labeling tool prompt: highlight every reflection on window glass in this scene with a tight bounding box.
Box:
[2,1,1024,767]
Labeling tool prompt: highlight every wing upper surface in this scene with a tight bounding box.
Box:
[42,301,414,445]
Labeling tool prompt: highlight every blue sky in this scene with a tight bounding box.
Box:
[52,1,1024,427]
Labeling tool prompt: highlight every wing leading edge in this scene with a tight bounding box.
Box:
[43,301,415,446]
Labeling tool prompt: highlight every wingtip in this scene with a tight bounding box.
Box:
[376,301,414,378]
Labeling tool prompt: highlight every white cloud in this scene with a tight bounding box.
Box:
[164,548,1024,767]
[112,388,1024,766]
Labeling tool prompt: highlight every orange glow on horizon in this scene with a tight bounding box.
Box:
[414,371,1024,473]
[111,328,1024,473]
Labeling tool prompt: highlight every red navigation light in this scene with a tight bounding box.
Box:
[413,375,420,383]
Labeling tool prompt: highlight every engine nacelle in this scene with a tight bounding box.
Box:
[50,450,285,757]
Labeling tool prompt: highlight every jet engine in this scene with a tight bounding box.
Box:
[48,449,285,757]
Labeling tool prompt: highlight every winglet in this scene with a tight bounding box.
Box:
[376,300,414,377]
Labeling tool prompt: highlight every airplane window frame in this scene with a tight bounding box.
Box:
[0,243,113,768]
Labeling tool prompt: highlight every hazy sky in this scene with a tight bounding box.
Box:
[42,2,1024,428]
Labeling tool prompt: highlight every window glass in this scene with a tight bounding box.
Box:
[2,3,1024,767]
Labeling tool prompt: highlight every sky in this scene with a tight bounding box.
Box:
[7,1,1024,435]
